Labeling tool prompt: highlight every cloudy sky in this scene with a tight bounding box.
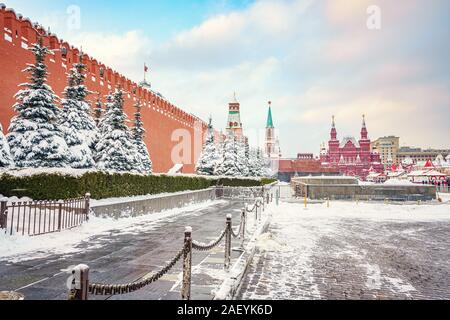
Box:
[5,0,450,157]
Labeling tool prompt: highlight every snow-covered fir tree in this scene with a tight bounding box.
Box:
[93,93,103,127]
[95,88,140,172]
[216,133,240,177]
[248,148,265,177]
[196,118,220,176]
[0,123,13,168]
[97,92,114,136]
[215,134,225,171]
[245,140,250,159]
[257,148,269,177]
[132,100,153,174]
[7,38,68,168]
[58,51,97,169]
[248,148,259,177]
[91,93,103,153]
[236,137,250,176]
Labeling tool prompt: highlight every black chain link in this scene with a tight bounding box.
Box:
[88,243,188,296]
[246,199,262,213]
[192,228,227,251]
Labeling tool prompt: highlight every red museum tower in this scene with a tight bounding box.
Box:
[320,116,384,179]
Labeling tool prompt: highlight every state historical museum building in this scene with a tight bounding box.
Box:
[320,116,384,179]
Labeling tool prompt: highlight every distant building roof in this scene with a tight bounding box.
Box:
[340,136,360,148]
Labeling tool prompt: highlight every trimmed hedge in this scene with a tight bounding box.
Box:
[0,172,277,200]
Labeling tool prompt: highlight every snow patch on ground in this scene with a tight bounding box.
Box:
[363,263,382,290]
[385,277,416,295]
[384,179,415,186]
[438,193,450,203]
[256,233,290,252]
[292,201,450,223]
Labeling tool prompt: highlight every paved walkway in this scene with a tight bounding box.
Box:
[0,200,257,300]
[238,200,450,300]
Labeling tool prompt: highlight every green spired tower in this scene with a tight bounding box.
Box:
[265,101,280,158]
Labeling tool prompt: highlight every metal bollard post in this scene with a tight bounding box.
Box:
[68,264,90,300]
[182,227,192,300]
[225,215,232,271]
[276,190,279,206]
[85,193,91,221]
[0,200,7,230]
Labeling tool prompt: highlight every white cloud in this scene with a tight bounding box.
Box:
[53,0,449,156]
[68,31,153,81]
[151,0,315,71]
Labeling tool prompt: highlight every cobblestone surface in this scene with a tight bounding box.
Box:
[238,201,450,300]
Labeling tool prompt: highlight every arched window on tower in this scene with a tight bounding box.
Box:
[61,46,67,59]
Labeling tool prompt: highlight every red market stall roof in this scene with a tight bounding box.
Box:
[424,160,435,168]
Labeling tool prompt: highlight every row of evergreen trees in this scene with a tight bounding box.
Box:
[0,38,152,174]
[196,122,267,177]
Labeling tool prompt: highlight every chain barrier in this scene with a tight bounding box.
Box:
[88,244,187,296]
[192,228,227,252]
[246,199,262,213]
[67,187,277,300]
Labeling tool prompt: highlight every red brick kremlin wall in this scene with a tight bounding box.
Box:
[0,7,208,173]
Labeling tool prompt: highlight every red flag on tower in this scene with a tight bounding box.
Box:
[144,63,149,82]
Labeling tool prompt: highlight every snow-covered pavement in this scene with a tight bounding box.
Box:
[0,200,226,263]
[238,200,450,300]
[0,199,252,300]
